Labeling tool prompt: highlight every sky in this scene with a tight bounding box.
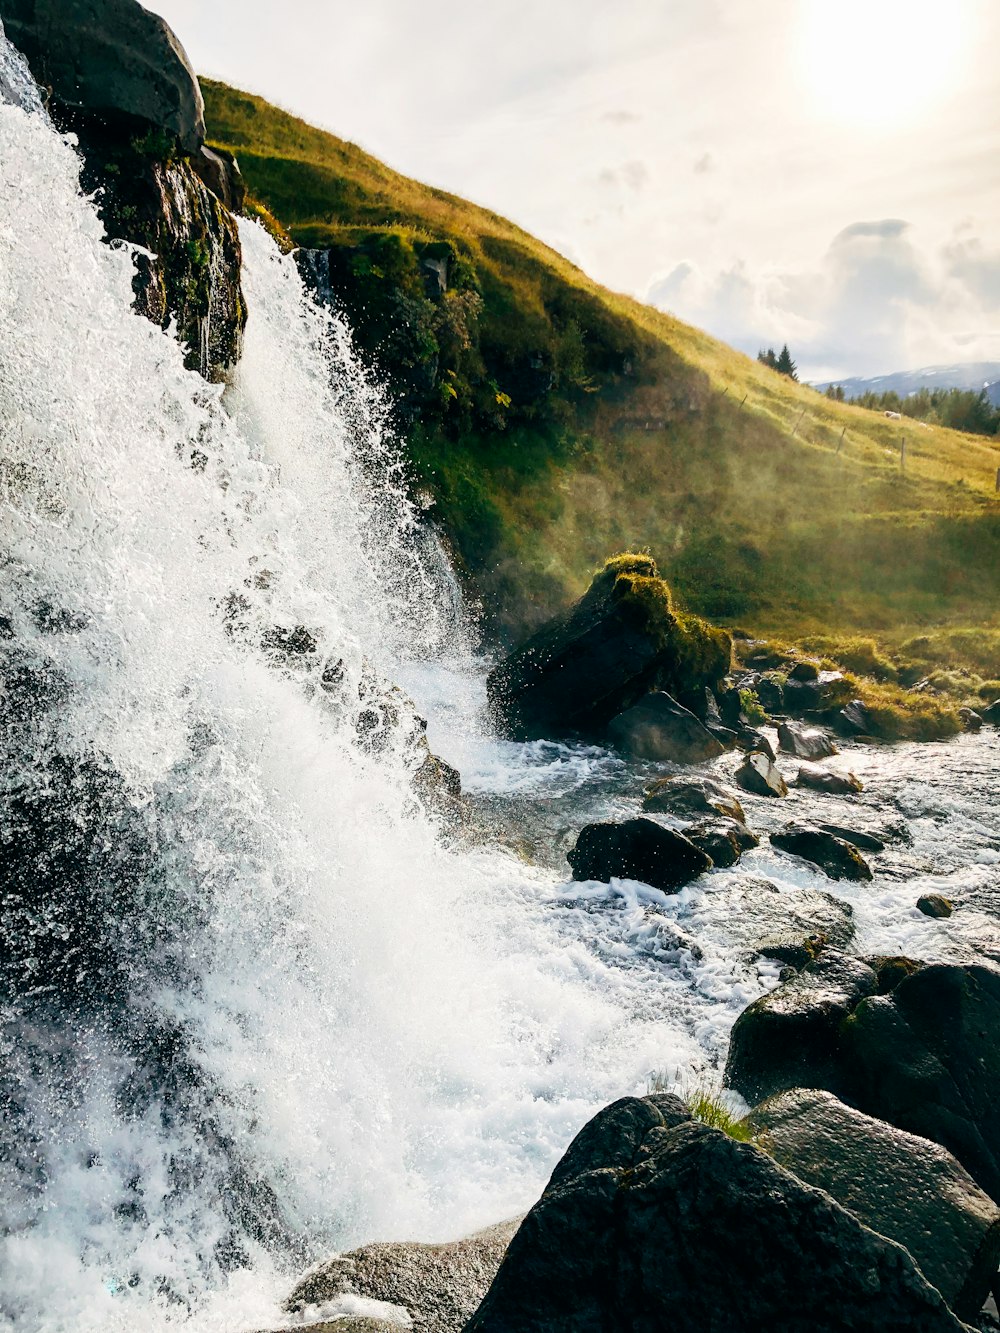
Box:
[146,0,1000,381]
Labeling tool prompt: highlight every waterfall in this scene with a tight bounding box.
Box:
[0,25,701,1333]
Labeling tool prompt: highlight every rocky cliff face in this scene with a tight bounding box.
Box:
[2,0,246,380]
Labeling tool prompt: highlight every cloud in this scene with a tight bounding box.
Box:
[598,159,649,191]
[693,151,714,175]
[648,220,1000,379]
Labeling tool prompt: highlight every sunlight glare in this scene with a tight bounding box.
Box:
[797,0,969,129]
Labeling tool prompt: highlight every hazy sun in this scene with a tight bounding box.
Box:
[797,0,970,128]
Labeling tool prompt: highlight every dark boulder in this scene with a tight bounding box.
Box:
[2,0,206,152]
[841,964,1000,1203]
[796,764,863,795]
[747,1088,1000,1322]
[487,555,731,741]
[725,951,879,1106]
[642,775,745,822]
[777,719,839,760]
[192,144,245,213]
[983,699,1000,726]
[784,670,851,716]
[465,1095,968,1333]
[685,819,758,868]
[701,686,739,749]
[755,671,785,713]
[736,725,775,757]
[735,749,788,798]
[835,697,875,736]
[771,823,873,881]
[607,691,725,764]
[567,818,712,892]
[286,1219,520,1332]
[817,822,885,852]
[756,932,831,971]
[918,893,954,919]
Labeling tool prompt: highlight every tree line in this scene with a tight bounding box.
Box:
[824,383,1000,437]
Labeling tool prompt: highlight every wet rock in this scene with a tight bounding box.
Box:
[465,1095,967,1333]
[983,699,1000,726]
[607,690,725,764]
[567,818,711,892]
[193,144,245,212]
[286,1218,520,1332]
[487,555,731,741]
[796,765,863,795]
[756,932,830,971]
[412,752,462,815]
[642,775,745,822]
[835,697,875,737]
[735,750,788,798]
[918,893,954,919]
[735,724,775,757]
[841,964,1000,1202]
[817,822,885,852]
[3,0,207,152]
[681,876,854,960]
[701,687,738,750]
[754,671,785,713]
[725,951,879,1105]
[778,719,839,760]
[684,819,758,868]
[867,955,926,994]
[784,670,851,716]
[746,1088,1000,1322]
[959,707,984,733]
[771,822,873,881]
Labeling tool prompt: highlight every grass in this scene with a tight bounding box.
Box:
[649,1073,758,1144]
[202,79,1000,650]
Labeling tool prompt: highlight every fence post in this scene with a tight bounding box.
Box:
[900,435,906,467]
[740,393,748,410]
[792,408,806,436]
[995,466,1000,493]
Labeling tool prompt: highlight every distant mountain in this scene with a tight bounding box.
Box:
[814,362,1000,405]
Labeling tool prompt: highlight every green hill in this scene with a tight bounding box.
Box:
[203,79,1000,664]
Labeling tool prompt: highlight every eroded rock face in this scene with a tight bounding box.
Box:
[3,0,246,380]
[747,1088,1000,1322]
[2,0,206,152]
[487,555,731,741]
[286,1219,521,1333]
[567,817,712,892]
[465,1096,967,1333]
[770,822,873,881]
[607,691,724,764]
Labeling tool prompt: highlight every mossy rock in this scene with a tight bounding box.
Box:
[487,554,732,740]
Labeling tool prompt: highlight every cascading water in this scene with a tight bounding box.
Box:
[0,28,705,1333]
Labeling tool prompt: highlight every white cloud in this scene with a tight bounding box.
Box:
[649,221,1000,379]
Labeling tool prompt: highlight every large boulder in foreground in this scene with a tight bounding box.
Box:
[487,555,731,741]
[606,691,724,763]
[286,1219,520,1332]
[748,1088,1000,1322]
[1,0,206,152]
[567,818,711,892]
[727,960,1000,1205]
[465,1095,968,1333]
[735,749,788,797]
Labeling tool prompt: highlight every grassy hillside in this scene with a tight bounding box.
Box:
[203,79,1000,657]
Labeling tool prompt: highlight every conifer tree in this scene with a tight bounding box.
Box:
[776,344,798,380]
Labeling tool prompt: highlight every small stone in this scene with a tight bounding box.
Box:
[917,894,953,919]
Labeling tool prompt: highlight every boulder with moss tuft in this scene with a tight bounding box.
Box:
[487,554,731,741]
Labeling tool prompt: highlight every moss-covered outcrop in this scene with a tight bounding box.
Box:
[487,553,731,741]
